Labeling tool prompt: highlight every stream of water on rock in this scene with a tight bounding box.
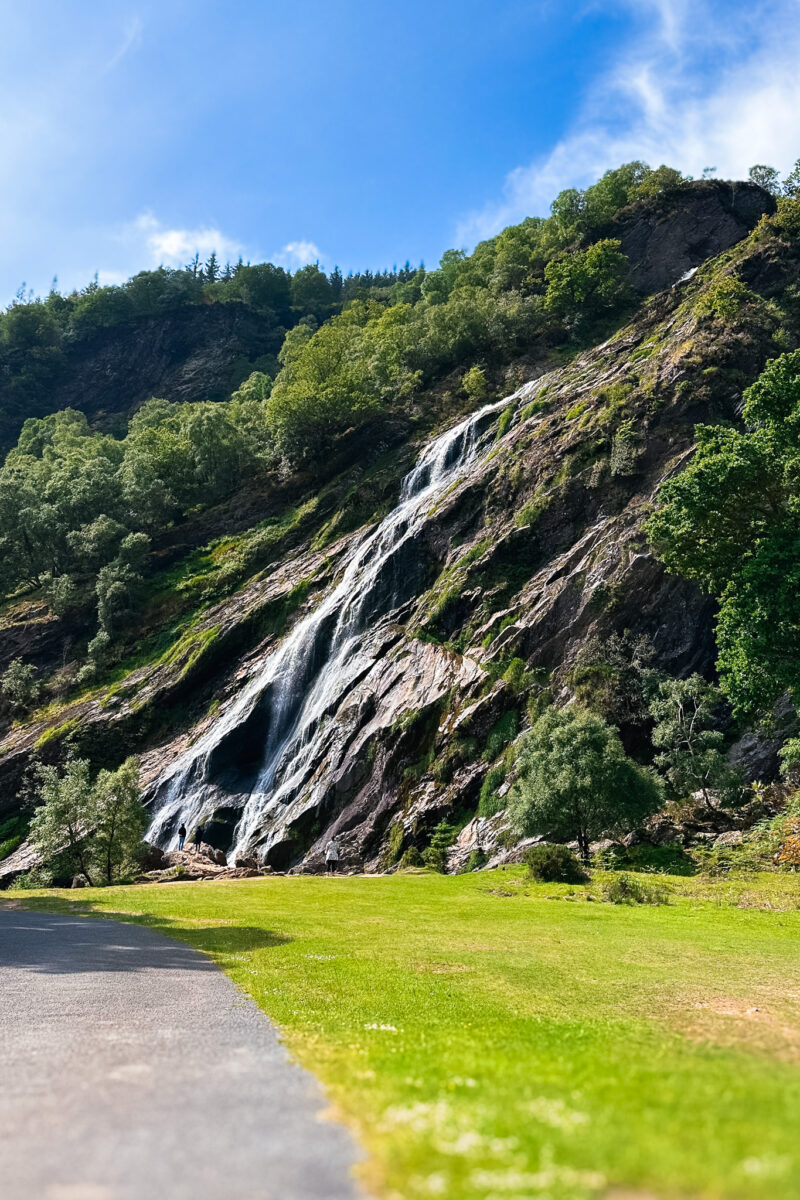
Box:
[146,390,526,860]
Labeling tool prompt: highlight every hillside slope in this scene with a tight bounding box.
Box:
[2,178,798,881]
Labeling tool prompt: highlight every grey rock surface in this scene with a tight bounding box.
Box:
[0,908,360,1200]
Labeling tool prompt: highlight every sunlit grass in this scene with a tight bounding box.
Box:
[9,866,800,1200]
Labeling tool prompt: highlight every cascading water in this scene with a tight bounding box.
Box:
[146,389,528,860]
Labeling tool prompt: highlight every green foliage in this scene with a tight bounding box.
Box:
[649,675,743,807]
[748,164,782,196]
[422,819,457,872]
[397,846,423,869]
[462,848,487,872]
[478,763,507,816]
[524,843,588,883]
[1,657,42,714]
[603,873,670,905]
[28,755,146,885]
[568,632,658,726]
[28,757,98,884]
[648,351,800,714]
[695,277,757,323]
[544,239,630,320]
[0,814,28,862]
[384,822,405,866]
[508,706,662,860]
[482,709,518,761]
[93,757,149,884]
[462,365,489,404]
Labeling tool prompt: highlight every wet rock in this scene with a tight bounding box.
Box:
[234,853,260,870]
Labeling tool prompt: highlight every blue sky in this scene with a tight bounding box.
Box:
[1,0,799,304]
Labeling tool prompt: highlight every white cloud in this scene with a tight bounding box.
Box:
[457,0,800,245]
[103,16,144,73]
[131,212,244,267]
[274,240,323,269]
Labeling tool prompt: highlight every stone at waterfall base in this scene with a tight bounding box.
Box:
[136,845,278,884]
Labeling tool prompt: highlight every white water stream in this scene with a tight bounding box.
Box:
[147,391,525,860]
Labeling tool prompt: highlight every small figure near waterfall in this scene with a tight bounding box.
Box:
[325,837,340,875]
[178,823,187,851]
[193,824,204,853]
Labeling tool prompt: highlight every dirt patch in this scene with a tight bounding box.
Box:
[668,988,800,1062]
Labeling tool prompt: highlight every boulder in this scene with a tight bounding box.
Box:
[714,830,744,848]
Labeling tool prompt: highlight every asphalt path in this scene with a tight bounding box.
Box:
[0,907,360,1200]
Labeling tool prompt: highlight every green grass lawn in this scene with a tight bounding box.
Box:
[8,867,800,1200]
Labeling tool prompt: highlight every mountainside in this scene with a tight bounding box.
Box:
[2,171,799,883]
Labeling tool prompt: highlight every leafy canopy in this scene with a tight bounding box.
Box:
[647,351,800,715]
[507,706,662,860]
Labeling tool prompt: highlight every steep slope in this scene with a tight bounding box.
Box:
[0,181,796,881]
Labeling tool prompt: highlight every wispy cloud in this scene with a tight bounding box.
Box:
[130,212,244,267]
[103,15,144,73]
[457,0,800,245]
[274,240,322,269]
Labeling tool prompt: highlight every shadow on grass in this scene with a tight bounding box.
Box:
[0,897,289,975]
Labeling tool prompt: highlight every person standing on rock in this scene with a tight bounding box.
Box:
[325,837,340,875]
[193,825,204,854]
[178,824,187,851]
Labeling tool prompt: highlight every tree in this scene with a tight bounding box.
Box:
[649,676,743,809]
[28,758,98,885]
[28,756,146,885]
[748,164,782,195]
[462,366,488,404]
[544,240,630,320]
[784,159,800,198]
[569,632,658,726]
[1,658,41,713]
[507,707,662,861]
[647,351,800,715]
[94,758,147,884]
[204,252,219,284]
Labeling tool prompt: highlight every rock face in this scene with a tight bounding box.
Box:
[0,302,280,454]
[609,180,776,294]
[1,183,798,882]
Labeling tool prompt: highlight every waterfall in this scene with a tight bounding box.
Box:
[146,389,526,860]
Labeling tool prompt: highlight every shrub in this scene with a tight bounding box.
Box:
[695,277,756,323]
[398,846,423,869]
[463,365,488,404]
[525,843,588,884]
[603,873,670,905]
[463,848,487,873]
[483,709,519,761]
[478,764,507,816]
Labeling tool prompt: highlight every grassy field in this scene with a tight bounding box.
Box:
[7,866,800,1200]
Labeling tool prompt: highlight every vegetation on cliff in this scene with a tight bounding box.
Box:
[2,159,800,881]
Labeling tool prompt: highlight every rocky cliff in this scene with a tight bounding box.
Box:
[2,180,797,883]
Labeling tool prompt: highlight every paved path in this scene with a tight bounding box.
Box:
[0,908,360,1200]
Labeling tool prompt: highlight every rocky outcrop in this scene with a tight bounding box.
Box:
[609,180,776,294]
[0,302,280,453]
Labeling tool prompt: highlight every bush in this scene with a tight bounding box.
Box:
[525,843,588,883]
[695,277,756,323]
[603,873,670,905]
[462,848,487,873]
[398,846,423,869]
[478,764,507,816]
